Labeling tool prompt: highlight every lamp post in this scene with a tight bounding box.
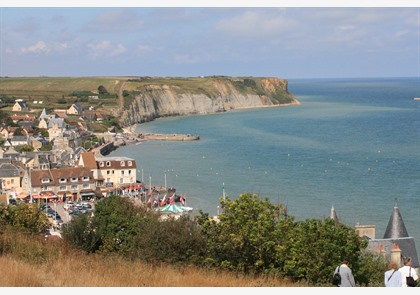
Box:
[29,167,33,203]
[222,182,226,203]
[149,174,152,197]
[164,170,167,191]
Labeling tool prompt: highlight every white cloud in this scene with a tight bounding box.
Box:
[138,44,155,53]
[214,10,296,38]
[87,40,127,59]
[19,40,73,55]
[20,41,50,54]
[84,9,144,32]
[174,54,198,64]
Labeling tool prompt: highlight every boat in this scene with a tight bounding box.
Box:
[414,97,420,100]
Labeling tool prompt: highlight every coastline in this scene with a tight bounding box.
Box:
[121,100,301,141]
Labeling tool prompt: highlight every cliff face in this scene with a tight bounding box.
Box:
[119,77,299,127]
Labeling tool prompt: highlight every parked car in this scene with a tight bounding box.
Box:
[63,202,75,210]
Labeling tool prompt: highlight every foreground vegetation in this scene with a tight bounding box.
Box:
[0,193,389,287]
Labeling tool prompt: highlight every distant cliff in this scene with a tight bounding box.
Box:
[118,76,299,127]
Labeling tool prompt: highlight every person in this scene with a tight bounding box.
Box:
[384,262,402,287]
[398,257,419,287]
[333,260,356,287]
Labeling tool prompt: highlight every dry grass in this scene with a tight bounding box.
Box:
[0,253,302,287]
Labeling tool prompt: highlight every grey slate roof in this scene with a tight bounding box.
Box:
[0,163,19,177]
[368,238,419,268]
[383,204,409,239]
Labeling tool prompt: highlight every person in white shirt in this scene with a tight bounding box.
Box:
[398,257,419,287]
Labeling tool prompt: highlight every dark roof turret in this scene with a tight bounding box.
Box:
[383,199,409,239]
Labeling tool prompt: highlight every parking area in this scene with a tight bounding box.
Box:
[42,200,95,229]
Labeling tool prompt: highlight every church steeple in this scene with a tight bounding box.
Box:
[383,199,410,239]
[330,205,339,225]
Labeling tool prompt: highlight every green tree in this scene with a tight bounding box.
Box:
[98,85,109,95]
[13,127,25,136]
[40,130,49,138]
[16,145,34,152]
[63,196,161,255]
[197,193,293,274]
[279,218,367,285]
[1,203,49,234]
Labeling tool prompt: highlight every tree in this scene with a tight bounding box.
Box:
[278,218,367,285]
[13,127,25,136]
[16,145,34,153]
[63,196,160,255]
[0,203,49,234]
[98,85,109,96]
[197,193,293,274]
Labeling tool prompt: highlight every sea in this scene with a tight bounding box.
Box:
[109,77,420,255]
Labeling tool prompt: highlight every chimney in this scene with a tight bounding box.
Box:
[391,243,402,267]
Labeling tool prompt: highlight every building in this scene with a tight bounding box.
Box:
[30,166,96,202]
[66,103,83,115]
[12,99,29,112]
[78,152,138,197]
[332,202,419,269]
[363,201,419,268]
[0,161,20,194]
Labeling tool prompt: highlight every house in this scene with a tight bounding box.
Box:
[38,118,49,129]
[2,147,20,160]
[47,118,66,139]
[10,135,29,147]
[362,202,419,268]
[332,202,419,269]
[78,153,137,197]
[10,113,36,123]
[82,110,97,122]
[38,108,48,120]
[12,99,29,112]
[66,103,83,115]
[30,166,96,202]
[0,162,20,194]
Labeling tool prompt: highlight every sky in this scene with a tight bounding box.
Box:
[1,2,419,79]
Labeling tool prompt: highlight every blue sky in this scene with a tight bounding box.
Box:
[1,6,419,79]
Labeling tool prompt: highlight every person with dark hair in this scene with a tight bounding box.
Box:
[384,262,402,287]
[333,260,355,287]
[399,257,419,287]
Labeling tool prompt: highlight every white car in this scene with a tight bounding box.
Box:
[63,201,75,210]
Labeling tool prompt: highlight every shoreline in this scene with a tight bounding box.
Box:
[121,100,301,140]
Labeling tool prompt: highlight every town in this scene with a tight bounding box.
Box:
[0,98,192,226]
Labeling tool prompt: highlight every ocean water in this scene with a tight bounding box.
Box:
[110,77,420,254]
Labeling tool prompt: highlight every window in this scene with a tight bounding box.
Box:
[41,186,47,191]
[99,161,104,167]
[83,176,89,181]
[121,170,125,175]
[107,170,110,175]
[71,177,78,182]
[71,185,78,191]
[128,161,132,166]
[41,178,50,183]
[59,185,66,191]
[119,178,123,183]
[128,170,131,175]
[59,178,66,183]
[83,183,90,189]
[106,161,111,167]
[120,161,125,167]
[11,179,14,184]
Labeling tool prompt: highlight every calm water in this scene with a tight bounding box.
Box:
[110,77,420,254]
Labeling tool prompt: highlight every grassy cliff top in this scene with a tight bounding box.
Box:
[0,76,287,99]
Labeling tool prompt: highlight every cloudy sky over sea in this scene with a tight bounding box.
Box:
[1,1,419,79]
